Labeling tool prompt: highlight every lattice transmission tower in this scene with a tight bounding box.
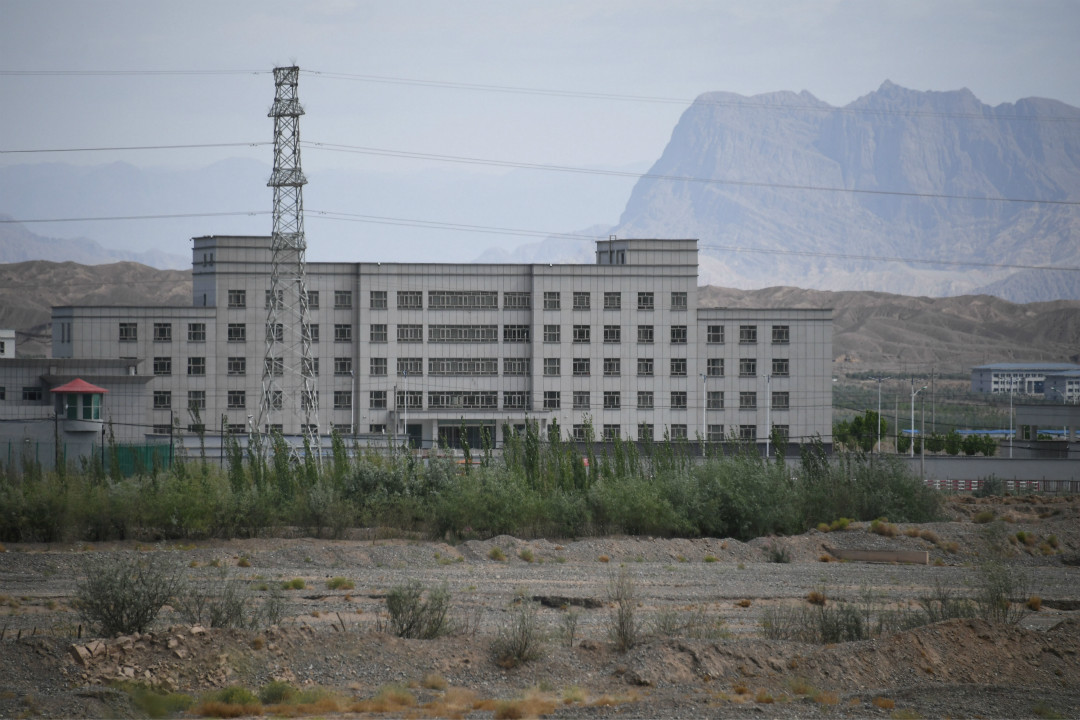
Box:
[258,66,319,450]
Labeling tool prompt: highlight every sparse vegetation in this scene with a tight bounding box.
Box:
[385,581,451,639]
[607,568,641,652]
[327,577,354,590]
[491,594,544,668]
[75,553,181,636]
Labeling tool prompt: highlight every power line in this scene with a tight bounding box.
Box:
[0,69,266,76]
[697,243,1080,273]
[2,207,1076,274]
[302,141,1080,207]
[302,70,1080,123]
[0,142,269,155]
[0,211,270,224]
[305,211,1080,273]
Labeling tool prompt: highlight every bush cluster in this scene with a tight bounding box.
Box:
[0,428,943,543]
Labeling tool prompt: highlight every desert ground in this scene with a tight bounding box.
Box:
[1,494,1079,719]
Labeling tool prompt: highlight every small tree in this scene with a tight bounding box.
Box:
[925,432,946,454]
[961,434,981,456]
[944,430,963,456]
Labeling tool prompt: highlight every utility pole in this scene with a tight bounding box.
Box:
[910,379,926,458]
[259,66,320,458]
[870,376,891,453]
[700,373,707,457]
[765,375,772,459]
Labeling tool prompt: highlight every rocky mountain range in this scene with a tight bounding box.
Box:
[611,81,1080,300]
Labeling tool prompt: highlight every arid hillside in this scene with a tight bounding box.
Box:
[2,261,1079,373]
[700,285,1080,375]
[0,261,191,356]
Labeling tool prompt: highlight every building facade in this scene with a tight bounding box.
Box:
[970,362,1080,396]
[38,234,832,451]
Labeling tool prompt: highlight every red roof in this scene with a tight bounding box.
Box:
[50,378,109,394]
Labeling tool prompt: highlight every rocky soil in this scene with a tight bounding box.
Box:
[1,494,1079,719]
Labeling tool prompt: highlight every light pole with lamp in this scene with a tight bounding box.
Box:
[870,376,891,453]
[700,373,707,455]
[910,379,926,458]
[765,374,772,459]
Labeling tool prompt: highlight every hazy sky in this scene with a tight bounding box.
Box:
[2,0,1079,259]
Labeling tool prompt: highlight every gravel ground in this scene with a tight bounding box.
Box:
[1,494,1078,718]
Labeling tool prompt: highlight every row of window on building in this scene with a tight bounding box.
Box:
[154,420,786,443]
[155,388,791,413]
[219,289,693,312]
[145,355,792,379]
[120,321,791,346]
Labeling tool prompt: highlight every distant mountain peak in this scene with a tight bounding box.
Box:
[614,82,1080,301]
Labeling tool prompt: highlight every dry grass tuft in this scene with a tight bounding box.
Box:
[736,599,752,608]
[755,689,774,704]
[350,684,416,713]
[236,556,251,568]
[904,527,920,538]
[562,686,586,704]
[422,673,447,690]
[422,687,477,718]
[488,547,507,562]
[1027,595,1042,611]
[870,519,898,537]
[918,529,939,544]
[493,695,557,719]
[703,555,718,563]
[817,691,840,705]
[806,590,827,606]
[819,554,835,562]
[872,696,895,709]
[194,700,262,718]
[973,510,995,524]
[732,683,749,695]
[327,577,354,590]
[598,555,610,563]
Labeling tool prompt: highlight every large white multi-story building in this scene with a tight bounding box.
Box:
[39,234,832,452]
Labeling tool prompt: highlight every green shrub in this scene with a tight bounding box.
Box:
[765,541,791,564]
[327,577,355,590]
[258,681,298,705]
[385,581,451,639]
[607,568,641,652]
[76,553,181,636]
[491,596,544,668]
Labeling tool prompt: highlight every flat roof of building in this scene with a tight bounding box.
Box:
[972,362,1080,372]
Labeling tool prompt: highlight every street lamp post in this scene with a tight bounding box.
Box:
[700,373,707,455]
[765,375,772,459]
[910,379,927,458]
[870,376,891,453]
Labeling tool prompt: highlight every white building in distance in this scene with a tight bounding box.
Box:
[30,234,833,454]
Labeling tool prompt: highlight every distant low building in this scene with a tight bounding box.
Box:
[970,362,1080,395]
[1043,370,1080,405]
[0,329,14,359]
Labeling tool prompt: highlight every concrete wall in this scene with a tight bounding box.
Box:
[902,455,1080,488]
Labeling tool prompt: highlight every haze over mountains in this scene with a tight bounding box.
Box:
[1,81,1077,302]
[610,81,1080,300]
